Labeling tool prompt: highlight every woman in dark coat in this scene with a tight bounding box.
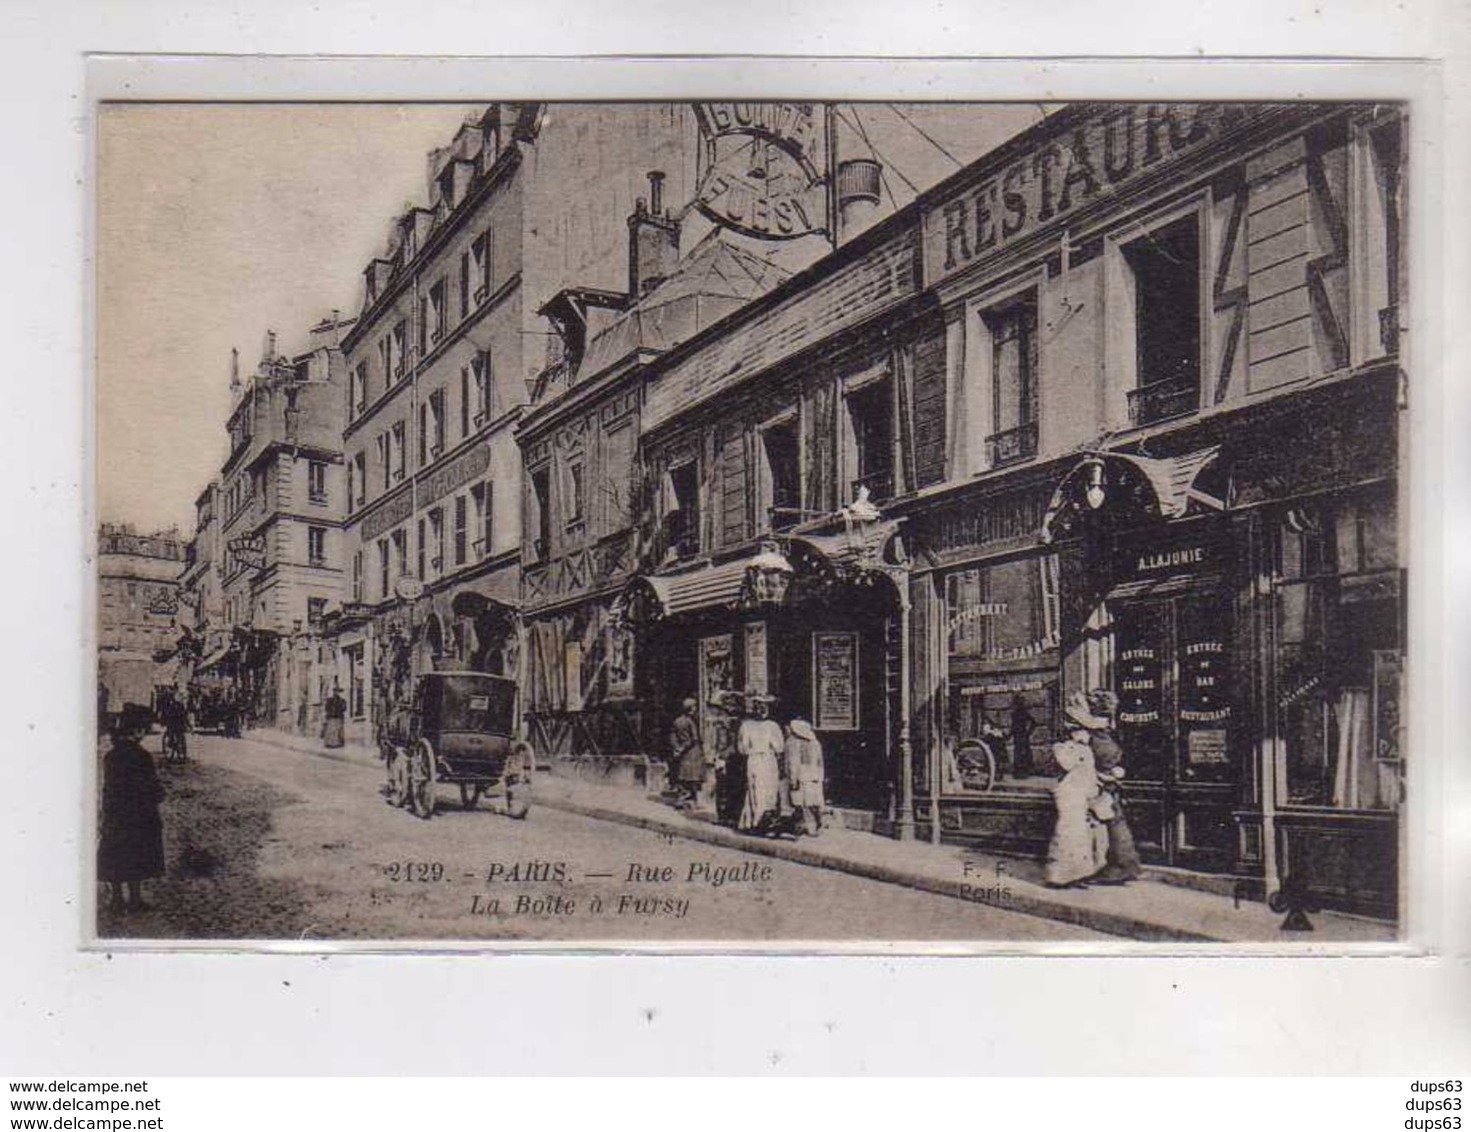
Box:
[669,698,705,805]
[98,704,165,913]
[1080,689,1143,885]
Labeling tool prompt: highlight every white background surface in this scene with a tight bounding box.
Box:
[1,0,1468,1078]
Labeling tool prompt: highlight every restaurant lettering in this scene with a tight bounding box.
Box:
[923,103,1259,285]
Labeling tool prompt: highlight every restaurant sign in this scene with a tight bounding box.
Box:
[922,103,1270,287]
[694,103,826,241]
[421,442,491,508]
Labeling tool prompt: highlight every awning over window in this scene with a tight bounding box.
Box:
[196,643,236,672]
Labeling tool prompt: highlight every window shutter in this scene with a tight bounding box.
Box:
[719,426,749,547]
[910,316,948,488]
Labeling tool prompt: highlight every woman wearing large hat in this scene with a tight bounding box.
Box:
[1045,698,1105,887]
[1078,688,1143,885]
[98,703,166,914]
[736,690,784,835]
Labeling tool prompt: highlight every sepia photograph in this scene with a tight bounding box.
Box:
[94,96,1410,947]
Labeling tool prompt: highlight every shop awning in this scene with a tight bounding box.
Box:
[624,547,793,622]
[1042,447,1224,543]
[197,643,236,672]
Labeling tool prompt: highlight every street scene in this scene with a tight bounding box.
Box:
[96,99,1408,944]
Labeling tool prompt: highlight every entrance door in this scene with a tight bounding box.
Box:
[1112,591,1239,871]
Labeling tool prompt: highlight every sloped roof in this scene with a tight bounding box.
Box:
[576,233,792,384]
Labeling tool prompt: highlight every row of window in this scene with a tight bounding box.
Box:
[349,231,495,422]
[347,358,492,513]
[350,482,495,603]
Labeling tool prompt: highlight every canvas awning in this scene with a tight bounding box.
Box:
[196,643,236,672]
[623,547,794,622]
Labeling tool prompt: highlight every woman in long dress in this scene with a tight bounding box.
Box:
[98,703,166,913]
[1045,722,1101,888]
[736,692,784,834]
[784,718,826,836]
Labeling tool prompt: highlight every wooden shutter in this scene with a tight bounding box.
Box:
[910,316,948,488]
[718,426,749,547]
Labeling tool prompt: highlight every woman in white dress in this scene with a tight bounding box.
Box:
[737,692,784,834]
[1045,715,1104,888]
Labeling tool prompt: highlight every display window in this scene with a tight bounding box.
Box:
[1273,491,1401,811]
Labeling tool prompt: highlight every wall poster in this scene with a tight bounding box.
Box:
[744,621,768,696]
[813,630,858,731]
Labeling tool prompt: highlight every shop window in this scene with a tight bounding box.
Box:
[984,293,1039,467]
[667,460,700,559]
[846,379,894,502]
[943,555,1061,788]
[307,526,326,567]
[1123,214,1201,425]
[530,467,552,560]
[453,494,468,566]
[1275,494,1401,811]
[760,418,802,531]
[308,460,327,504]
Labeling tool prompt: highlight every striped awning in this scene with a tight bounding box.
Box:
[625,548,793,622]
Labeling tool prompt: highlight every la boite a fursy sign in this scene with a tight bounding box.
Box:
[694,103,826,241]
[922,103,1271,286]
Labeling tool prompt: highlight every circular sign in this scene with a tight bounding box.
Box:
[394,576,425,601]
[694,103,826,242]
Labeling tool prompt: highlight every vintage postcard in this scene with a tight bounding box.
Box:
[93,96,1410,948]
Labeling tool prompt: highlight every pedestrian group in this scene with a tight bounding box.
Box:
[668,688,826,839]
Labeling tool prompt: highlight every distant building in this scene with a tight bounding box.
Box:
[97,523,185,716]
[203,316,354,732]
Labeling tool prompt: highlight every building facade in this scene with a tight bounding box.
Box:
[591,101,1405,918]
[97,523,186,716]
[208,318,353,732]
[331,102,699,746]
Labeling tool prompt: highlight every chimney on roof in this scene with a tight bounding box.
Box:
[628,170,681,300]
[836,158,883,240]
[229,347,242,401]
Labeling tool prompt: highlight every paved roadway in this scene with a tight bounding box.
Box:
[98,732,1104,943]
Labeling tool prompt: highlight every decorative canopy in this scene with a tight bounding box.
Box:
[1041,447,1225,543]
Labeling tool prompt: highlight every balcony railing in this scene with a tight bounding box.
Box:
[986,421,1039,468]
[851,469,894,503]
[1127,378,1199,426]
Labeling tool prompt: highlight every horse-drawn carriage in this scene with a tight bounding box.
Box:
[380,671,533,820]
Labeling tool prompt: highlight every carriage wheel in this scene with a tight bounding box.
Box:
[506,742,534,819]
[408,741,436,819]
[459,783,484,810]
[957,738,998,794]
[386,746,410,807]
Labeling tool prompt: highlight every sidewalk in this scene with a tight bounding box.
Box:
[245,727,1398,945]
